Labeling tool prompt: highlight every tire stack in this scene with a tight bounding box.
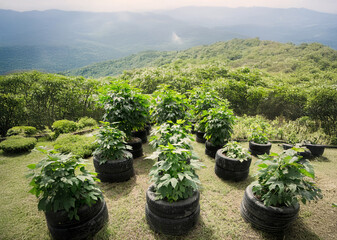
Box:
[195,131,206,143]
[132,129,148,143]
[127,137,143,158]
[248,141,272,156]
[45,199,109,240]
[215,149,252,181]
[205,141,223,158]
[240,185,299,235]
[145,185,200,236]
[93,155,134,182]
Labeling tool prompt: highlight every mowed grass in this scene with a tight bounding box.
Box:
[0,140,336,240]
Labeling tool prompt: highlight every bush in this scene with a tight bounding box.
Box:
[150,85,188,125]
[307,87,337,135]
[52,120,78,136]
[53,134,97,158]
[77,117,97,129]
[0,136,37,154]
[99,80,150,138]
[7,126,37,137]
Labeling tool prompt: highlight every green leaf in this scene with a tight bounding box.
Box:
[170,178,178,188]
[27,164,36,169]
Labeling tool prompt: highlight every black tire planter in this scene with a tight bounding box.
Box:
[205,141,223,158]
[282,143,293,150]
[248,141,272,156]
[215,149,252,172]
[93,154,134,183]
[281,144,312,160]
[145,124,151,136]
[215,164,250,182]
[132,129,148,143]
[145,185,200,235]
[127,137,143,158]
[195,131,206,143]
[303,144,325,157]
[240,185,299,234]
[45,199,109,240]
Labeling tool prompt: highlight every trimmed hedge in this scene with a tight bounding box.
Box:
[0,136,37,154]
[52,120,78,136]
[53,134,97,158]
[77,117,97,129]
[7,126,37,137]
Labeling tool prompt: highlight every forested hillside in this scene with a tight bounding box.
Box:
[64,38,337,78]
[2,39,337,139]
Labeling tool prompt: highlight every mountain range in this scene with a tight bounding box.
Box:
[0,7,336,74]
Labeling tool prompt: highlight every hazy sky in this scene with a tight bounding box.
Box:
[1,0,337,14]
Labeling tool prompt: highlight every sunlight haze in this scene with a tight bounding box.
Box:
[1,0,337,14]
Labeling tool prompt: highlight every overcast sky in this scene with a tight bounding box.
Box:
[1,0,337,14]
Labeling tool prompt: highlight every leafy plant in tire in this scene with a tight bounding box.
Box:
[148,143,204,202]
[252,149,323,207]
[222,141,251,162]
[203,106,236,146]
[150,85,188,125]
[93,122,132,164]
[248,124,269,144]
[27,149,103,220]
[99,81,150,138]
[150,120,193,150]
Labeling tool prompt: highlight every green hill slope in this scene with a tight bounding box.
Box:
[63,38,337,78]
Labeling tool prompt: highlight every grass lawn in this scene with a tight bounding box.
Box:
[0,140,336,240]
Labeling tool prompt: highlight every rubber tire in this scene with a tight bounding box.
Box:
[215,164,249,182]
[97,167,134,182]
[132,129,148,143]
[304,144,325,157]
[46,200,109,240]
[145,204,200,236]
[205,141,225,158]
[195,131,206,143]
[240,185,299,234]
[93,155,133,174]
[127,137,143,158]
[282,143,293,150]
[249,141,272,156]
[215,149,252,172]
[146,185,199,219]
[145,124,151,136]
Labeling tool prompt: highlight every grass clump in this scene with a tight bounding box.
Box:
[0,136,37,154]
[53,134,97,158]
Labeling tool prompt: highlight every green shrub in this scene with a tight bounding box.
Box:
[53,134,97,158]
[27,149,103,220]
[93,122,132,164]
[7,126,37,137]
[77,117,97,129]
[204,106,236,146]
[52,120,78,136]
[150,85,188,125]
[0,136,37,154]
[99,80,150,138]
[253,149,322,207]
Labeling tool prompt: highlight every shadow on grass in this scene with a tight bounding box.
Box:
[99,175,137,201]
[152,215,215,240]
[219,174,256,191]
[311,156,330,162]
[246,217,321,240]
[1,151,32,158]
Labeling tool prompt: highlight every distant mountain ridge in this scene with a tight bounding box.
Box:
[0,7,336,74]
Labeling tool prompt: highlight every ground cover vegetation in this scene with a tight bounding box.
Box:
[0,139,336,239]
[1,38,337,238]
